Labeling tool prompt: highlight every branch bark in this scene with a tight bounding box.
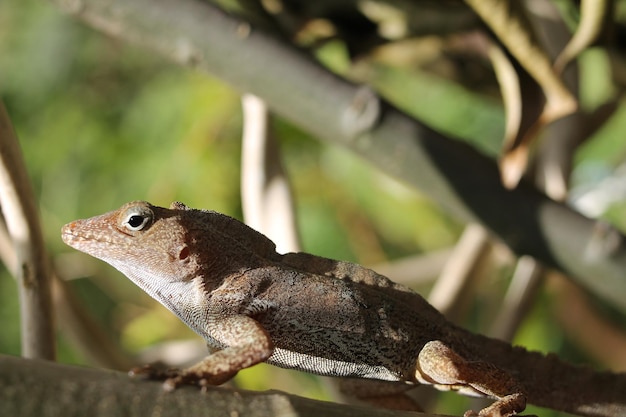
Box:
[0,354,441,417]
[49,0,626,312]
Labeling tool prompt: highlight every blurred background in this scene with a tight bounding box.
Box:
[2,0,626,416]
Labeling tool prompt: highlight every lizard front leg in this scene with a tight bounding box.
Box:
[416,341,526,417]
[132,315,274,391]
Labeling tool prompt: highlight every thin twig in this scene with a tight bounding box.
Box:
[465,0,577,119]
[369,248,453,286]
[241,94,300,253]
[0,102,54,359]
[554,0,610,74]
[428,223,490,317]
[489,256,544,342]
[530,1,583,202]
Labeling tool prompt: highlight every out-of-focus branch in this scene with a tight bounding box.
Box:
[548,273,626,372]
[49,0,626,313]
[465,0,578,188]
[464,0,577,120]
[241,94,300,253]
[529,0,584,202]
[0,102,54,360]
[489,256,544,342]
[488,4,579,343]
[370,248,453,286]
[554,0,610,75]
[428,223,489,318]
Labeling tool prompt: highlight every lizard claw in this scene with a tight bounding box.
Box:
[163,371,230,391]
[163,377,180,392]
[129,364,182,381]
[463,409,537,417]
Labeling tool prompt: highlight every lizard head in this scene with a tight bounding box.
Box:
[61,201,211,302]
[62,201,278,315]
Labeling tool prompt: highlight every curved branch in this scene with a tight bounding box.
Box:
[49,0,626,312]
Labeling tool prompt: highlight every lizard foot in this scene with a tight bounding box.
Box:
[462,393,532,417]
[129,364,235,391]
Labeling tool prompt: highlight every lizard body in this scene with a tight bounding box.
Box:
[61,201,626,417]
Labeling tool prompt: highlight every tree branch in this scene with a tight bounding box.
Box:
[49,0,626,312]
[0,354,441,417]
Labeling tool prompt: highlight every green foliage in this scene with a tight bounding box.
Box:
[367,63,505,156]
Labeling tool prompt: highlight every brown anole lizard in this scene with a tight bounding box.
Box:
[61,201,626,417]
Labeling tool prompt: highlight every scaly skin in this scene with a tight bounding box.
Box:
[61,201,626,417]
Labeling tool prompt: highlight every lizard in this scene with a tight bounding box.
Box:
[60,201,626,417]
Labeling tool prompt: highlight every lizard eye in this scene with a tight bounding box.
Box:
[127,215,148,229]
[122,206,154,232]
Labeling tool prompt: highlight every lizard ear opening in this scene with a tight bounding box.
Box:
[178,245,190,261]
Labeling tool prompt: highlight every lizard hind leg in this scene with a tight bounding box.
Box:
[416,340,527,417]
